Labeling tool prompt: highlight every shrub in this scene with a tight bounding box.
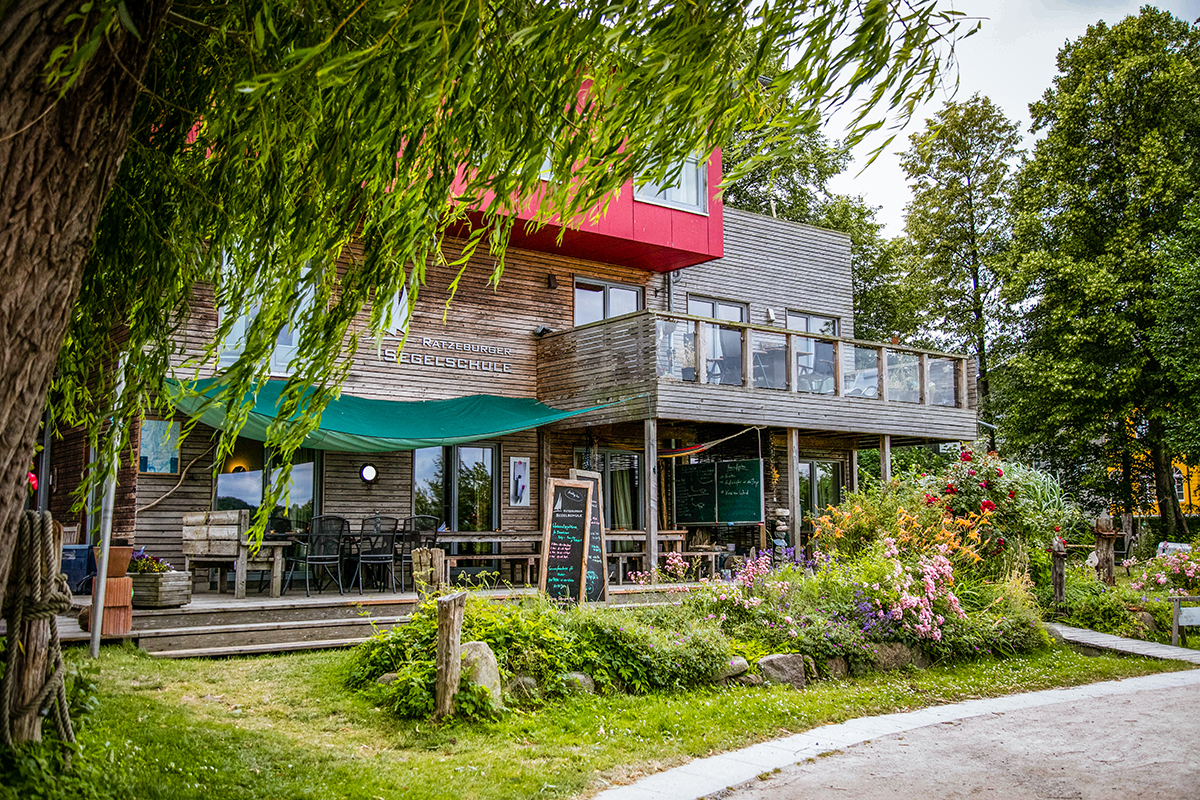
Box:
[1129,551,1200,597]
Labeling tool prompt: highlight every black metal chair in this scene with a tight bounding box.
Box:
[284,515,348,597]
[396,515,441,592]
[351,515,399,594]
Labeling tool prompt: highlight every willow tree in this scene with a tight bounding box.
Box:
[0,0,974,609]
[1003,8,1200,535]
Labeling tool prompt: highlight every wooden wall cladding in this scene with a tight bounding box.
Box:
[49,423,139,542]
[134,419,218,566]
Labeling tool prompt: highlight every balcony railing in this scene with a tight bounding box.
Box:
[652,312,969,408]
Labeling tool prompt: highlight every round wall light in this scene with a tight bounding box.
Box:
[360,463,378,484]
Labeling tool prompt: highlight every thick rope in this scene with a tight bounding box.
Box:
[1,511,75,750]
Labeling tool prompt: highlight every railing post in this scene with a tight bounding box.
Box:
[785,333,797,392]
[832,340,844,396]
[920,353,930,405]
[694,320,707,385]
[957,357,968,408]
[878,347,888,402]
[742,324,752,388]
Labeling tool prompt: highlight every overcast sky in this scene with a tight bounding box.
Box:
[823,0,1200,238]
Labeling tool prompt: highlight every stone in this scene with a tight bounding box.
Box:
[461,641,503,710]
[377,672,399,685]
[1135,612,1157,633]
[736,673,764,686]
[561,671,595,694]
[713,656,749,682]
[757,654,807,689]
[873,642,931,671]
[506,674,540,700]
[824,657,849,679]
[803,655,818,681]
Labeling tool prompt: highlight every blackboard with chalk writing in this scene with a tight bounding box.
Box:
[570,468,608,603]
[539,479,594,603]
[673,459,764,525]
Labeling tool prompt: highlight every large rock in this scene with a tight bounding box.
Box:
[561,672,595,694]
[873,642,931,671]
[1134,612,1157,633]
[824,657,849,679]
[506,674,540,700]
[713,656,749,682]
[758,654,807,689]
[377,672,399,685]
[736,673,764,686]
[461,641,503,710]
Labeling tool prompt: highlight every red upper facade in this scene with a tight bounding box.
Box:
[505,150,724,272]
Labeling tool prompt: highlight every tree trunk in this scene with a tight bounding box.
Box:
[1148,420,1189,541]
[0,2,170,740]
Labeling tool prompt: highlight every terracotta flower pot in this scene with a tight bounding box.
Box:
[94,545,134,578]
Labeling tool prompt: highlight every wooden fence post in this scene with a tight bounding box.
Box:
[435,591,468,719]
[1051,537,1067,612]
[411,547,445,599]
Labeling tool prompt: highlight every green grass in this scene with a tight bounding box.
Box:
[52,642,1193,800]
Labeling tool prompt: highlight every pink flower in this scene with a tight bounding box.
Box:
[26,472,37,492]
[996,468,1004,477]
[924,493,938,505]
[968,469,976,476]
[979,480,988,489]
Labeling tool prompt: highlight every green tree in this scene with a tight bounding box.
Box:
[899,94,1022,450]
[1001,8,1200,536]
[0,0,974,622]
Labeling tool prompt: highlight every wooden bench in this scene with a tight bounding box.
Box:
[182,510,289,599]
[1171,596,1200,647]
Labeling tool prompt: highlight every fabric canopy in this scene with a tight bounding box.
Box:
[167,377,618,453]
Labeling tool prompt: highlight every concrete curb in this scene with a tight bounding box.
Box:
[593,665,1200,800]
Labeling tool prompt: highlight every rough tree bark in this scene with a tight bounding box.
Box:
[0,1,170,723]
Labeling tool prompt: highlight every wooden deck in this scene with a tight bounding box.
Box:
[1045,623,1200,665]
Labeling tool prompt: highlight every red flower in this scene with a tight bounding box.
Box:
[1008,490,1015,499]
[980,499,996,512]
[960,451,973,462]
[924,493,939,505]
[996,468,1004,477]
[945,484,957,495]
[968,469,976,476]
[27,472,37,492]
[1054,526,1061,532]
[979,480,988,489]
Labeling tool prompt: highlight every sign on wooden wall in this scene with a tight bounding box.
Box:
[570,468,608,602]
[673,459,765,525]
[539,479,594,603]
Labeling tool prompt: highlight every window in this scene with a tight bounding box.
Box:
[574,280,643,326]
[217,251,316,374]
[413,445,498,531]
[787,311,839,395]
[574,449,642,530]
[214,439,318,531]
[689,295,747,386]
[634,156,708,213]
[796,460,843,533]
[1174,468,1186,504]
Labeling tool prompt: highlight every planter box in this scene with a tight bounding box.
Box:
[129,571,192,608]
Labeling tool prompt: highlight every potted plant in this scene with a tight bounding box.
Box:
[128,547,191,608]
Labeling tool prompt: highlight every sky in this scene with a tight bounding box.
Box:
[823,0,1200,238]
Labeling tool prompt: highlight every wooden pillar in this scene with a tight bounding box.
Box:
[1051,537,1067,611]
[919,353,930,405]
[694,320,707,385]
[741,324,752,388]
[435,591,468,719]
[411,547,445,598]
[877,346,888,402]
[879,435,892,483]
[850,449,859,493]
[1095,532,1118,587]
[644,418,658,582]
[538,429,552,523]
[787,428,801,549]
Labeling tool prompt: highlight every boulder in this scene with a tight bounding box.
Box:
[713,656,749,682]
[758,654,807,689]
[1134,612,1157,633]
[376,672,399,685]
[506,674,540,700]
[736,673,764,687]
[561,671,596,694]
[873,642,930,671]
[824,657,849,679]
[461,641,503,710]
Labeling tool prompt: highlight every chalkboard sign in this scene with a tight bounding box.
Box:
[539,479,593,603]
[673,459,764,525]
[570,468,608,602]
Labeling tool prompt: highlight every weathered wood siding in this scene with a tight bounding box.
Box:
[670,209,855,338]
[133,417,219,566]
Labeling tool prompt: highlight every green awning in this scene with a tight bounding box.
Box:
[167,377,619,453]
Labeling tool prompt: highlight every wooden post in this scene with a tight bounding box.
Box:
[741,324,752,388]
[1095,532,1118,587]
[919,352,930,405]
[694,321,707,384]
[434,591,468,719]
[411,548,445,599]
[1051,537,1067,611]
[644,418,658,582]
[877,346,888,402]
[785,332,797,392]
[787,428,801,549]
[538,429,551,524]
[879,435,892,484]
[850,449,859,493]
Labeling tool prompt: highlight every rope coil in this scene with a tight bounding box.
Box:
[1,511,76,749]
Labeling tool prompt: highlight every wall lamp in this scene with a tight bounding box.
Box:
[360,463,379,484]
[532,325,553,337]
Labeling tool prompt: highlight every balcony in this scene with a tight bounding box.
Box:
[537,311,978,443]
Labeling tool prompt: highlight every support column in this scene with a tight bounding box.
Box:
[787,428,801,549]
[850,449,859,493]
[538,429,552,525]
[644,418,658,582]
[879,434,892,484]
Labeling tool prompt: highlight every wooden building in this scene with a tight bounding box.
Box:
[47,153,978,579]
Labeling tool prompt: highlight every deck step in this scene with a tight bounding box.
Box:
[149,637,373,659]
[136,615,408,654]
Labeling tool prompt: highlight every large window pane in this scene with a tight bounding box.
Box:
[574,282,605,326]
[928,358,959,407]
[634,158,707,212]
[815,462,842,512]
[456,446,494,532]
[216,438,264,516]
[413,447,446,523]
[844,345,880,398]
[268,448,315,531]
[656,319,696,381]
[609,286,640,317]
[752,331,787,389]
[704,323,744,385]
[608,452,641,530]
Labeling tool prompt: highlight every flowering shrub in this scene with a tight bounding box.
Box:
[1130,551,1200,596]
[128,547,172,574]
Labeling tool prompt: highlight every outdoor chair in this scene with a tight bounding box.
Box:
[284,514,348,597]
[351,515,399,594]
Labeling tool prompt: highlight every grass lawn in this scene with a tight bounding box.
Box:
[70,642,1194,800]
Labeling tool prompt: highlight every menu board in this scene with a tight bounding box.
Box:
[570,469,608,602]
[673,459,764,525]
[539,479,593,603]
